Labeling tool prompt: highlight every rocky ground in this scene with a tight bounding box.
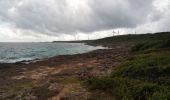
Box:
[0,45,131,100]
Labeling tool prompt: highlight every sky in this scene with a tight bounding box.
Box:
[0,0,170,42]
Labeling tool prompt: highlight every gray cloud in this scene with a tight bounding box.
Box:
[88,0,155,30]
[0,0,168,36]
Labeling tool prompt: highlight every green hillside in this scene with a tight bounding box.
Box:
[84,32,170,100]
[87,32,170,46]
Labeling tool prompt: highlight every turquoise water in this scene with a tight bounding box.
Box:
[0,43,103,63]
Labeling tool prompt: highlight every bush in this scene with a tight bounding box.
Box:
[161,39,170,48]
[132,39,170,52]
[131,41,162,52]
[149,88,170,100]
[111,51,170,81]
[85,77,170,100]
[85,77,115,90]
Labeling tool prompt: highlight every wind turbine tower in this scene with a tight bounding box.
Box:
[113,30,116,36]
[118,30,120,35]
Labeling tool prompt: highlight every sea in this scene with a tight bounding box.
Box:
[0,43,104,63]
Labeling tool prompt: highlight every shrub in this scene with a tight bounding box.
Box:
[148,88,170,100]
[161,39,170,48]
[111,51,170,81]
[85,77,115,90]
[85,77,170,100]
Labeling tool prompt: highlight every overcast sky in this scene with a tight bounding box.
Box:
[0,0,170,42]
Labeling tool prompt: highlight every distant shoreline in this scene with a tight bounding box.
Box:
[0,42,105,64]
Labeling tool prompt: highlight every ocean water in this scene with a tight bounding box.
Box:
[0,43,103,63]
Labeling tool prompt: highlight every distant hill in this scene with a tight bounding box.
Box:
[87,32,170,46]
[53,32,170,46]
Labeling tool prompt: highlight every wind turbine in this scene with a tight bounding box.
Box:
[113,30,116,36]
[88,35,90,40]
[135,30,137,35]
[118,29,120,36]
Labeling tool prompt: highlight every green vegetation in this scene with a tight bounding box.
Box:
[58,76,81,84]
[84,32,170,100]
[131,39,170,51]
[87,32,170,46]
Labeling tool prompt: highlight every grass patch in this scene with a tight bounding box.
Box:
[58,77,81,84]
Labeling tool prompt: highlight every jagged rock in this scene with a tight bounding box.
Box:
[60,92,88,100]
[2,88,37,100]
[48,83,64,93]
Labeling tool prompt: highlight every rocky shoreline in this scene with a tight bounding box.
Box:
[0,45,131,100]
